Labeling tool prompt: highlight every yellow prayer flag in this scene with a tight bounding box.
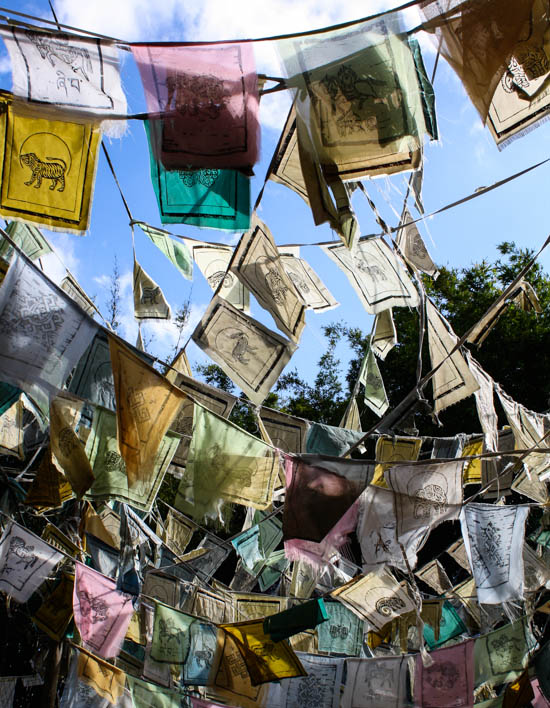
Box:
[109,335,187,488]
[77,647,126,704]
[0,97,101,233]
[372,436,422,488]
[25,446,73,512]
[462,439,483,485]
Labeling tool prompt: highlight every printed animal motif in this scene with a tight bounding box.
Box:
[375,595,406,617]
[21,153,66,192]
[157,618,182,656]
[27,31,92,81]
[229,331,256,365]
[165,73,226,119]
[140,286,160,306]
[424,661,459,690]
[77,590,109,624]
[2,536,38,573]
[207,271,234,290]
[265,266,289,305]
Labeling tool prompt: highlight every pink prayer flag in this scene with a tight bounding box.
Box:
[73,562,134,659]
[191,698,238,708]
[532,679,550,708]
[415,640,474,708]
[132,43,260,170]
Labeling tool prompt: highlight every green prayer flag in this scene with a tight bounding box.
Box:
[135,221,192,280]
[474,618,536,688]
[317,601,363,655]
[358,348,389,417]
[258,550,290,592]
[0,220,52,261]
[0,382,21,417]
[231,512,282,576]
[145,120,250,231]
[127,675,181,708]
[263,598,329,643]
[423,601,466,649]
[305,421,365,456]
[151,600,196,664]
[409,38,438,141]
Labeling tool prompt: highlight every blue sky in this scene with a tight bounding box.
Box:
[2,0,550,397]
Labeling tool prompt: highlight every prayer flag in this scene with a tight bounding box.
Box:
[475,618,536,688]
[371,308,397,360]
[278,246,338,312]
[133,258,171,321]
[0,220,52,261]
[135,222,192,280]
[263,598,329,642]
[151,601,196,664]
[190,240,250,311]
[358,348,389,416]
[414,640,475,708]
[342,655,409,708]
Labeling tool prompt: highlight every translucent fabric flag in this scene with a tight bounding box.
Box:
[77,646,126,704]
[467,354,498,453]
[50,392,95,497]
[0,678,16,708]
[60,651,131,708]
[0,253,97,407]
[0,381,20,418]
[212,630,269,708]
[488,0,550,149]
[342,655,409,708]
[396,207,438,276]
[109,336,186,488]
[317,601,363,655]
[260,406,308,454]
[117,504,161,596]
[231,513,282,575]
[258,550,289,591]
[25,446,73,512]
[133,258,171,321]
[426,299,479,414]
[145,121,250,231]
[305,421,365,456]
[460,503,529,604]
[85,405,179,512]
[127,675,181,708]
[177,533,231,583]
[331,567,415,630]
[278,246,339,312]
[263,598,329,643]
[86,533,119,578]
[339,396,362,432]
[0,520,62,602]
[415,559,452,595]
[414,640,475,708]
[32,570,74,641]
[1,27,127,136]
[0,397,24,459]
[273,652,343,708]
[461,438,483,485]
[73,562,134,659]
[475,618,536,688]
[424,601,467,649]
[231,592,289,622]
[69,331,118,411]
[0,220,52,261]
[219,619,306,685]
[0,99,101,233]
[358,348,389,416]
[175,402,278,520]
[157,506,196,557]
[61,272,97,316]
[132,42,259,169]
[278,17,429,180]
[283,455,366,545]
[192,295,296,406]
[421,0,534,123]
[372,435,422,488]
[230,216,306,343]
[183,622,220,685]
[151,601,196,664]
[134,222,192,280]
[371,307,397,360]
[357,484,421,572]
[385,459,464,548]
[189,240,249,311]
[321,237,419,315]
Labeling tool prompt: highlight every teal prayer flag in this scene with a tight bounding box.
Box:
[423,601,466,649]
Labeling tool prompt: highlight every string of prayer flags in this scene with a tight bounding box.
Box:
[0,520,63,602]
[84,405,179,512]
[192,295,297,406]
[0,220,52,261]
[273,652,344,708]
[77,646,126,704]
[175,402,279,521]
[331,567,415,630]
[109,335,186,489]
[461,503,529,604]
[317,601,363,656]
[0,97,102,233]
[145,121,251,231]
[426,298,480,414]
[371,308,397,360]
[133,258,171,321]
[305,420,365,456]
[278,246,339,312]
[50,392,95,497]
[467,354,499,453]
[358,347,389,416]
[420,0,534,123]
[230,216,306,343]
[396,206,439,276]
[73,562,134,659]
[150,601,196,664]
[127,675,181,708]
[219,619,306,685]
[0,252,97,408]
[263,598,329,642]
[474,618,536,689]
[321,237,419,315]
[278,17,430,181]
[132,42,260,169]
[415,640,475,708]
[0,27,127,136]
[342,655,409,708]
[134,222,192,280]
[188,241,250,311]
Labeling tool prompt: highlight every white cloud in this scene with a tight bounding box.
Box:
[39,231,81,285]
